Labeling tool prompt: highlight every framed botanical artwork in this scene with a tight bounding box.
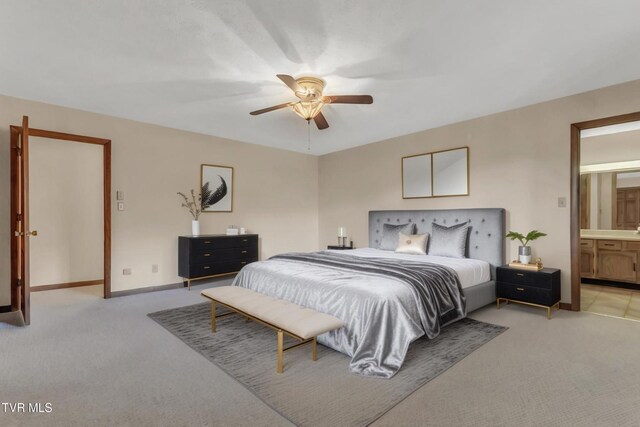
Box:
[201,164,234,212]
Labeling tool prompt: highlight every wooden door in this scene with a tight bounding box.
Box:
[580,239,595,278]
[580,248,595,278]
[10,116,32,324]
[617,190,625,229]
[597,250,637,283]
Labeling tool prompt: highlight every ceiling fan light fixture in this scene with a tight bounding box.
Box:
[291,100,324,120]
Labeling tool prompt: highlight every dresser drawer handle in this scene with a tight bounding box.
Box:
[241,250,247,254]
[516,273,524,277]
[203,266,210,270]
[204,241,211,244]
[241,261,247,265]
[604,243,615,247]
[580,242,589,246]
[516,287,524,291]
[242,239,248,242]
[204,253,211,257]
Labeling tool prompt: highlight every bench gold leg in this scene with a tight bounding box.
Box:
[277,330,284,373]
[211,302,216,333]
[311,337,317,361]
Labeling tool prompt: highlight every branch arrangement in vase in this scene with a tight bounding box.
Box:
[505,230,547,264]
[177,181,225,220]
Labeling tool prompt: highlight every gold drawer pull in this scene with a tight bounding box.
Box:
[241,250,247,254]
[204,254,211,257]
[516,287,524,291]
[241,261,247,265]
[203,266,210,270]
[604,243,615,246]
[242,239,248,242]
[516,273,524,277]
[204,241,211,244]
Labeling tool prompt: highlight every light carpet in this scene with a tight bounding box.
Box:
[3,282,640,426]
[148,302,507,427]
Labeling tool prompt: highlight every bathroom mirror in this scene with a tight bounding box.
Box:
[402,153,432,198]
[433,147,469,196]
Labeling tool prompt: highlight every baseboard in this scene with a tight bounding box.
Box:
[111,282,185,297]
[111,275,236,298]
[31,279,103,292]
[0,305,12,313]
[559,302,573,311]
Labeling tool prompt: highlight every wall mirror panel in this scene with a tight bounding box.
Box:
[402,147,469,198]
[402,154,432,198]
[433,148,469,196]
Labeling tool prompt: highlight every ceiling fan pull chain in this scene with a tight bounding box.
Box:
[307,120,311,151]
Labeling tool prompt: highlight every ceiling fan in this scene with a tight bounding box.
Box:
[249,74,373,130]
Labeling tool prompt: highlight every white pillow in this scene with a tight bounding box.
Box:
[395,232,429,255]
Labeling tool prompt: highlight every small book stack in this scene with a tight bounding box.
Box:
[508,261,543,270]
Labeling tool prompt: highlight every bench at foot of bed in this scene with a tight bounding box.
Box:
[201,286,345,373]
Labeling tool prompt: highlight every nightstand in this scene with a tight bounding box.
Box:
[496,266,561,319]
[327,245,354,250]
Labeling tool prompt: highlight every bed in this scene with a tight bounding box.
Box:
[232,208,505,378]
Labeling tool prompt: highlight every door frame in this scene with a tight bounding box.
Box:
[10,124,112,316]
[570,111,640,311]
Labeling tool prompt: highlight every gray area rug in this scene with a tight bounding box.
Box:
[149,302,507,427]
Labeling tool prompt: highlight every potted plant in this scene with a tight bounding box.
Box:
[505,230,547,264]
[178,182,222,236]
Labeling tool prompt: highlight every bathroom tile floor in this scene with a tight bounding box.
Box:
[581,283,640,321]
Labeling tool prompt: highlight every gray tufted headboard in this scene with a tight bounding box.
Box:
[369,209,506,279]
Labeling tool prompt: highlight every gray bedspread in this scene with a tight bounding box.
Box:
[232,251,465,378]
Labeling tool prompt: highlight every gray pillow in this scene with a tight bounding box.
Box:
[379,223,416,250]
[428,222,469,258]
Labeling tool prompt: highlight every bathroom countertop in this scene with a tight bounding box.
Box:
[581,230,640,241]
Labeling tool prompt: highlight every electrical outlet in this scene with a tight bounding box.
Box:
[123,268,132,275]
[152,264,159,273]
[558,197,567,208]
[117,202,124,211]
[116,190,125,201]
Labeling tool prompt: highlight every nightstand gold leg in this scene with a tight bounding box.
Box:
[547,307,551,320]
[188,279,191,291]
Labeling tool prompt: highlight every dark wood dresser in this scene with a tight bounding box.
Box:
[178,234,258,289]
[496,266,561,319]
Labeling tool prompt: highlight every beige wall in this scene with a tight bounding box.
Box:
[617,172,640,188]
[29,137,103,286]
[581,128,640,165]
[0,95,319,305]
[318,79,640,304]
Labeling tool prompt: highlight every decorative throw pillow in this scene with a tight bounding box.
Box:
[379,223,416,250]
[395,232,429,255]
[428,221,469,258]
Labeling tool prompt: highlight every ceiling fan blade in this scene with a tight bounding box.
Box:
[323,95,373,104]
[313,112,329,130]
[276,74,302,93]
[249,102,292,115]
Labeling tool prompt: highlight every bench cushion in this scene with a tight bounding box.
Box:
[201,286,345,339]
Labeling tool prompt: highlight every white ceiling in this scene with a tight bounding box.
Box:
[2,1,640,155]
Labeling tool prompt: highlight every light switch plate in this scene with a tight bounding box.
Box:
[116,190,125,201]
[117,202,124,211]
[558,197,567,208]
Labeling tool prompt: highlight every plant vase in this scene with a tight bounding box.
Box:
[192,220,200,236]
[518,246,531,264]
